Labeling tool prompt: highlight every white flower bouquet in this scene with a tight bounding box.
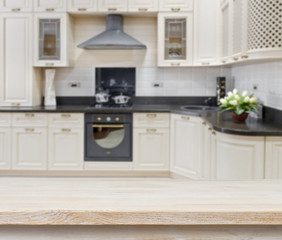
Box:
[219,89,258,115]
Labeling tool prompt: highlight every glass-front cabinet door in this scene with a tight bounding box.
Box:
[158,13,193,67]
[34,13,70,67]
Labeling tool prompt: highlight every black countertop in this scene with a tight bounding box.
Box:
[0,104,282,136]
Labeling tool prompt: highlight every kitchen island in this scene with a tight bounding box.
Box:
[1,177,282,239]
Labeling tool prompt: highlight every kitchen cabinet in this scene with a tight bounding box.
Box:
[12,127,47,170]
[0,13,35,106]
[0,128,11,170]
[98,0,127,12]
[0,0,33,12]
[33,13,73,67]
[159,0,193,12]
[265,137,282,179]
[170,114,204,179]
[193,0,220,66]
[158,13,193,67]
[133,113,170,171]
[33,0,66,12]
[67,0,97,13]
[48,113,84,170]
[212,132,265,180]
[128,0,158,12]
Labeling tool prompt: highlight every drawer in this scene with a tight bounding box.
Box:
[133,113,170,128]
[12,113,48,127]
[0,113,12,127]
[49,113,84,127]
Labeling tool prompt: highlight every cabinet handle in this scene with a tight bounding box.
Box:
[201,62,210,65]
[61,128,71,132]
[202,122,207,126]
[25,113,34,118]
[45,8,55,11]
[45,63,54,66]
[11,103,20,106]
[25,128,35,132]
[212,131,216,135]
[233,57,239,61]
[138,8,148,11]
[171,63,180,67]
[108,8,117,11]
[181,116,190,120]
[241,55,249,59]
[12,8,21,11]
[146,113,157,119]
[147,129,157,134]
[78,8,87,11]
[61,114,71,118]
[208,127,212,131]
[221,60,226,63]
[171,8,180,12]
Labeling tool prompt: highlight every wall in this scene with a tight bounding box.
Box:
[51,67,232,97]
[232,61,282,110]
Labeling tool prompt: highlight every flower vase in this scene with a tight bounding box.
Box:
[231,112,249,123]
[44,69,56,106]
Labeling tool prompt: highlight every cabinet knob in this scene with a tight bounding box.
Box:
[181,116,190,120]
[25,128,35,132]
[12,8,21,11]
[147,129,157,134]
[25,113,34,118]
[62,128,71,132]
[171,63,181,67]
[233,57,239,61]
[78,8,87,11]
[208,127,212,131]
[138,8,148,12]
[202,122,207,126]
[61,114,71,118]
[147,113,157,119]
[45,8,55,11]
[212,131,216,135]
[108,8,117,11]
[171,8,181,12]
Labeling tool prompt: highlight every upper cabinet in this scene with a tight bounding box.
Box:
[0,0,33,12]
[33,0,66,12]
[159,0,193,12]
[128,0,158,12]
[158,13,193,67]
[33,13,73,67]
[67,0,97,13]
[98,0,127,12]
[220,0,231,64]
[193,0,220,66]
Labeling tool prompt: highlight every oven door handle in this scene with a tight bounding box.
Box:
[92,124,125,128]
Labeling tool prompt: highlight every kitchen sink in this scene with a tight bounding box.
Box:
[180,105,220,111]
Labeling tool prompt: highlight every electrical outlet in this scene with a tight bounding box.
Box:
[68,82,81,88]
[151,82,163,88]
[253,83,258,91]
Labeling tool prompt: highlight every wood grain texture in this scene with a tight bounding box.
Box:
[1,177,282,225]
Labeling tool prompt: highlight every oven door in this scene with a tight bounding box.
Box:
[85,122,132,161]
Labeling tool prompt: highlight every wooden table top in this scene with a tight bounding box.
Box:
[1,177,282,225]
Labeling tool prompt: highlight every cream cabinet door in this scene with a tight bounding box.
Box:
[12,127,47,170]
[265,137,282,179]
[98,0,127,12]
[159,0,193,12]
[34,0,66,12]
[67,0,97,12]
[0,128,11,170]
[0,0,32,12]
[170,114,204,179]
[128,0,158,12]
[48,128,84,170]
[212,132,265,180]
[133,127,169,171]
[0,14,32,106]
[193,0,220,66]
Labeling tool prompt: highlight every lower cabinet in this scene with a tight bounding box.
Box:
[170,114,204,179]
[0,128,11,169]
[212,132,265,180]
[12,127,47,170]
[265,137,282,179]
[48,127,83,170]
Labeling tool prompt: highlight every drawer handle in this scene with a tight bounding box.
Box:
[11,103,20,106]
[61,128,71,132]
[61,114,71,118]
[146,113,157,119]
[45,63,54,66]
[12,8,21,11]
[202,122,207,126]
[241,55,249,59]
[202,62,210,65]
[25,128,34,132]
[208,127,212,131]
[108,8,117,11]
[171,8,181,12]
[181,116,190,120]
[212,131,216,136]
[222,60,226,63]
[45,8,55,11]
[171,63,180,66]
[233,57,239,61]
[147,129,157,134]
[25,113,34,118]
[78,8,87,11]
[138,8,148,11]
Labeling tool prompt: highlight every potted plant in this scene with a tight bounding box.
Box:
[219,89,258,123]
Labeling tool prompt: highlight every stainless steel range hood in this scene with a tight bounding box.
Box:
[77,14,147,50]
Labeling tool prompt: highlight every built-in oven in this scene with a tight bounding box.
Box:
[85,113,132,162]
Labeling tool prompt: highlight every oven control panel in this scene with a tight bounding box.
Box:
[85,114,132,124]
